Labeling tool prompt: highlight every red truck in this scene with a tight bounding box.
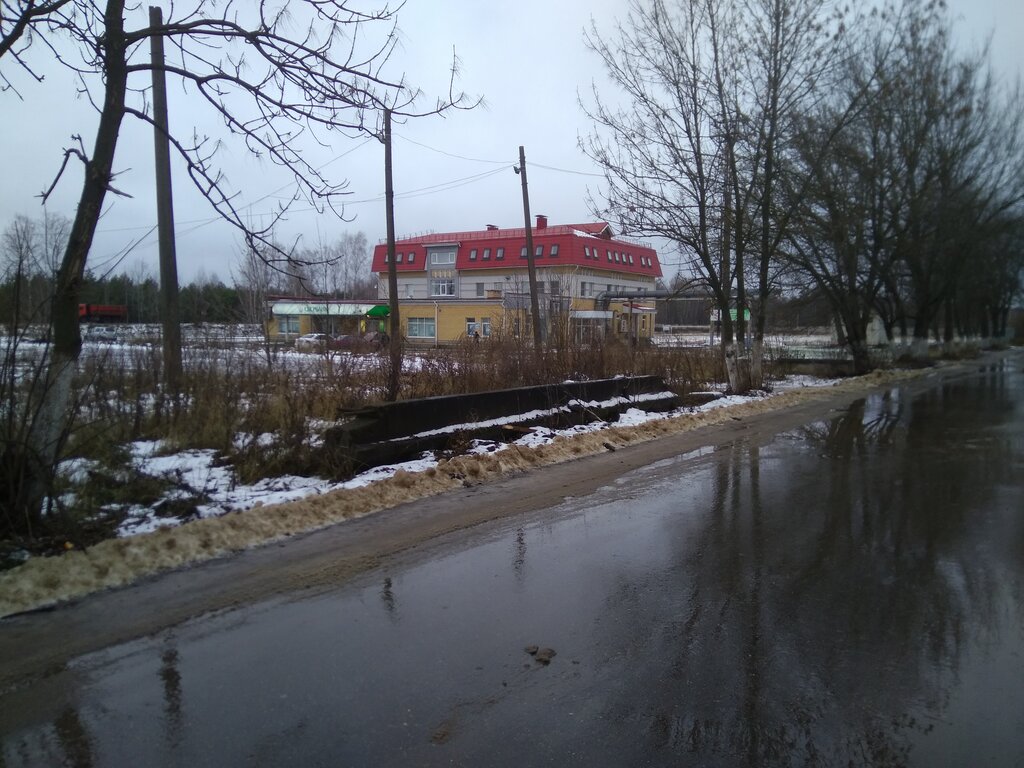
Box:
[78,304,128,323]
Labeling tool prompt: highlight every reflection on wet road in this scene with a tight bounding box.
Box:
[2,359,1023,766]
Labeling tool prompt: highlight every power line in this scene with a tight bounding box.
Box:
[393,133,512,165]
[530,161,605,178]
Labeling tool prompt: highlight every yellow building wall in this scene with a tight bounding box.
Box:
[397,297,656,344]
[401,302,505,343]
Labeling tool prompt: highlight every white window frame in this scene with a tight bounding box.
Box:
[408,317,436,338]
[430,278,455,297]
[430,250,456,266]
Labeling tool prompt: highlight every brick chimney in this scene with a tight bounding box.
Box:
[535,214,548,230]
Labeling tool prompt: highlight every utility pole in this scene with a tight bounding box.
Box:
[515,145,543,349]
[149,5,182,392]
[383,108,402,401]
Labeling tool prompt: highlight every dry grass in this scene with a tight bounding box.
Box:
[0,365,928,617]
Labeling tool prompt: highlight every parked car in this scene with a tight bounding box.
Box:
[334,331,389,351]
[294,333,330,353]
[86,325,118,343]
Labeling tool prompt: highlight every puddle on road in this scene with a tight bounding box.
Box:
[3,368,1023,767]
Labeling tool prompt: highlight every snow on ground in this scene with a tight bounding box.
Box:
[103,375,832,539]
[2,363,941,617]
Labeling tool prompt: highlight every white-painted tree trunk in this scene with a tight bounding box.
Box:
[750,337,764,389]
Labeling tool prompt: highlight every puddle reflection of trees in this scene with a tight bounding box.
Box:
[595,383,1014,765]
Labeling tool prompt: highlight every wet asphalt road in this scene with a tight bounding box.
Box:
[1,357,1023,767]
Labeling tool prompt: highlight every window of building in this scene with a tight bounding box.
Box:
[549,280,560,294]
[469,249,478,261]
[481,317,492,337]
[520,246,528,259]
[408,252,415,264]
[581,281,589,297]
[384,252,389,263]
[496,247,505,260]
[278,316,300,334]
[482,248,491,260]
[584,246,591,259]
[628,254,634,264]
[550,244,559,258]
[466,317,478,336]
[406,285,414,299]
[535,245,544,258]
[430,277,455,296]
[408,317,436,338]
[430,250,456,265]
[607,250,612,262]
[396,252,403,263]
[614,252,621,263]
[476,282,485,297]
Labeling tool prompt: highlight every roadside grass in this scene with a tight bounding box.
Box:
[1,333,728,557]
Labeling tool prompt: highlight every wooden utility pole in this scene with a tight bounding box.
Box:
[383,108,402,401]
[516,145,543,349]
[149,5,182,392]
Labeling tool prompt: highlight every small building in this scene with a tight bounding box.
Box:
[370,217,663,345]
[267,299,390,341]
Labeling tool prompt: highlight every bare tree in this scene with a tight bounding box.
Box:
[2,0,473,528]
[583,0,850,390]
[583,0,743,390]
[1,212,70,328]
[780,0,1024,366]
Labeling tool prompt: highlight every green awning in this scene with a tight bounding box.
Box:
[271,301,389,317]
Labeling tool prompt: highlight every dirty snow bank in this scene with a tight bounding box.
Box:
[0,368,927,617]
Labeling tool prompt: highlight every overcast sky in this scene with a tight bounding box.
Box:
[1,0,1021,284]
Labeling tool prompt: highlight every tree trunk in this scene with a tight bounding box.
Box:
[25,0,129,521]
[723,340,742,394]
[849,337,872,376]
[750,336,764,390]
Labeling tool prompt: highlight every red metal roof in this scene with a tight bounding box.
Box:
[370,222,662,278]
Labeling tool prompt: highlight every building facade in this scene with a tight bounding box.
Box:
[371,218,663,345]
[267,299,389,340]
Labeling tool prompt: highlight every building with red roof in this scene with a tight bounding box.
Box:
[370,216,663,344]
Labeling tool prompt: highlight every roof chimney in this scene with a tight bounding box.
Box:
[485,224,499,231]
[535,214,548,230]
